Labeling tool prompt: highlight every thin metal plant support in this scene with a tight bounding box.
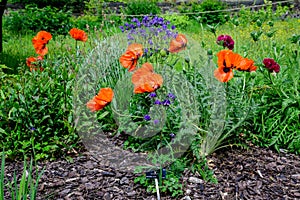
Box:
[155,178,160,200]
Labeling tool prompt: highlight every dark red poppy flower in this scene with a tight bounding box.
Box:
[216,35,235,50]
[263,58,280,73]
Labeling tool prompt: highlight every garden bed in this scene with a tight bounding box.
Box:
[3,145,300,199]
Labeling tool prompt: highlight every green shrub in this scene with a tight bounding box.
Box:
[4,5,73,35]
[162,14,191,30]
[8,0,85,11]
[124,0,160,20]
[179,0,229,25]
[71,15,102,31]
[0,59,79,160]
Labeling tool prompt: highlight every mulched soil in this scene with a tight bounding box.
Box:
[3,143,299,200]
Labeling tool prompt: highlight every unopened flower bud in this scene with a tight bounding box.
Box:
[207,49,213,56]
[160,49,167,57]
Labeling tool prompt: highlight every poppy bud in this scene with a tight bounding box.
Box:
[185,57,190,63]
[267,21,274,27]
[207,49,213,56]
[250,71,257,78]
[256,19,262,27]
[160,49,167,57]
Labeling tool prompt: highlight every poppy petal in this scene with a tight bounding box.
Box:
[169,34,187,53]
[214,67,234,83]
[119,50,139,71]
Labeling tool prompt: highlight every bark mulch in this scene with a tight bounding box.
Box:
[3,145,300,200]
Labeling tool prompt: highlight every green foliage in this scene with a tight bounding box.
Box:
[179,0,229,25]
[8,0,85,11]
[134,160,185,197]
[1,150,44,200]
[236,3,290,26]
[124,0,161,20]
[162,14,191,30]
[190,157,217,184]
[71,15,101,31]
[4,5,73,35]
[0,56,80,160]
[250,44,300,154]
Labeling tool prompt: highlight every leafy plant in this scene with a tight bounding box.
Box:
[0,47,81,160]
[4,5,73,35]
[124,0,161,20]
[179,0,229,25]
[134,160,185,197]
[162,14,191,30]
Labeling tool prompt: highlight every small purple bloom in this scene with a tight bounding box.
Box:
[129,24,135,29]
[148,39,153,45]
[149,92,157,98]
[171,25,176,30]
[29,127,36,131]
[144,115,151,121]
[167,93,176,100]
[127,34,134,40]
[153,119,159,125]
[162,99,171,106]
[119,26,124,32]
[216,35,235,50]
[154,100,162,105]
[132,18,139,23]
[170,133,175,138]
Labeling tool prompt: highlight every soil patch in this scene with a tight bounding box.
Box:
[3,145,300,200]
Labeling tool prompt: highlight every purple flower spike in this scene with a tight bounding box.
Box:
[144,115,151,121]
[149,92,157,98]
[167,93,176,100]
[154,100,162,105]
[216,35,235,50]
[29,127,36,131]
[162,99,171,106]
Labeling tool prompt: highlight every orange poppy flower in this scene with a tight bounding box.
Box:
[214,67,234,83]
[127,43,143,57]
[86,88,114,112]
[119,50,139,72]
[169,33,187,53]
[69,28,88,42]
[33,41,48,56]
[119,43,143,72]
[236,58,257,72]
[217,50,243,69]
[132,63,163,94]
[32,31,52,45]
[32,31,52,56]
[214,50,242,82]
[26,56,44,72]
